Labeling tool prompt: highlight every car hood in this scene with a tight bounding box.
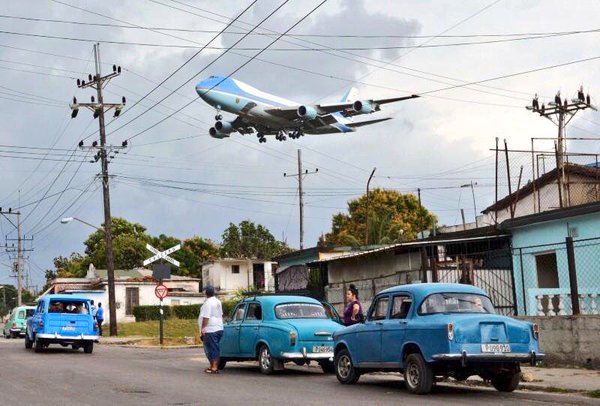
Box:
[280,318,344,341]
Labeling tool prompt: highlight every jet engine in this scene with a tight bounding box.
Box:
[353,100,374,114]
[297,105,318,120]
[215,120,234,133]
[209,127,230,139]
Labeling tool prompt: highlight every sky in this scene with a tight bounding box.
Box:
[1,0,600,289]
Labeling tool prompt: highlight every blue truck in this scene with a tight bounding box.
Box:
[25,294,99,353]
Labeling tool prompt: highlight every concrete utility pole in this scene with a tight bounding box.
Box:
[2,209,33,306]
[526,88,597,208]
[70,43,126,336]
[284,149,317,250]
[365,167,376,246]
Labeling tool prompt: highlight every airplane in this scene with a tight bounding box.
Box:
[195,75,419,143]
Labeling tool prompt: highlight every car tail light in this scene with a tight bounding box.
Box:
[447,323,454,340]
[532,323,539,340]
[39,320,44,328]
[289,331,297,346]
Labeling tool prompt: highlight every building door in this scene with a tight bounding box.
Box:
[535,252,559,288]
[125,287,139,315]
[253,263,265,290]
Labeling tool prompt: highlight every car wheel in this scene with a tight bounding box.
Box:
[491,371,521,392]
[258,345,274,375]
[83,342,94,354]
[334,349,360,384]
[217,358,227,370]
[319,360,335,374]
[24,332,33,349]
[404,353,433,394]
[34,335,44,353]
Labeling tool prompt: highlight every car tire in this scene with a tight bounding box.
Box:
[258,345,274,375]
[319,360,335,374]
[24,332,33,349]
[83,342,94,354]
[491,371,521,392]
[34,335,44,353]
[404,353,434,394]
[217,358,227,370]
[334,349,360,384]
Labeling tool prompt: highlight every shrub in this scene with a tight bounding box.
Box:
[222,299,239,320]
[133,305,172,322]
[173,304,200,319]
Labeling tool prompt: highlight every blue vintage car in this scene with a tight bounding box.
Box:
[333,283,544,394]
[219,295,344,374]
[25,294,99,353]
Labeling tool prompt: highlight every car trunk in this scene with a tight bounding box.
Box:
[450,314,530,344]
[46,314,92,336]
[285,319,339,342]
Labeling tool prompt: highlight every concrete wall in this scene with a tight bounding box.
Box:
[202,260,275,292]
[518,315,600,368]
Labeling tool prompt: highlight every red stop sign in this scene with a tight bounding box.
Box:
[155,283,168,299]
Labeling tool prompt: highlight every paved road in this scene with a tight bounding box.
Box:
[0,338,596,406]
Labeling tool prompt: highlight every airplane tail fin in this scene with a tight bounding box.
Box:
[340,87,359,103]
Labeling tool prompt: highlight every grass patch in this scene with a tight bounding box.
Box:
[118,318,198,339]
[587,389,600,398]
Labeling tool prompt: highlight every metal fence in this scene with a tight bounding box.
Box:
[513,236,600,316]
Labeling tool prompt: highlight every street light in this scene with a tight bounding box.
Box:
[61,216,116,336]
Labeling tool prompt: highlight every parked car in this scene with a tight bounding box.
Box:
[219,295,344,374]
[3,305,36,338]
[25,294,99,353]
[333,283,544,394]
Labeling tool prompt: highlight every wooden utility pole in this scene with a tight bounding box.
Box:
[2,209,32,306]
[70,43,126,336]
[284,149,317,250]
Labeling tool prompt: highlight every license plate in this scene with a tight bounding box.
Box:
[312,345,332,353]
[481,343,511,353]
[62,326,76,331]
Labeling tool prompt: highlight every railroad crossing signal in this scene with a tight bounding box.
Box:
[143,243,181,267]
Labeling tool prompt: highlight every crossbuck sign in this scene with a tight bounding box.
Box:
[143,243,181,267]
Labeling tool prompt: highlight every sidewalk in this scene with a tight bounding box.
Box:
[460,366,600,394]
[98,335,202,349]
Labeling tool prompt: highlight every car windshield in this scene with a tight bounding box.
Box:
[418,293,495,315]
[275,303,327,319]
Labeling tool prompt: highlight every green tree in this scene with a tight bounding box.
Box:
[0,284,17,317]
[321,188,436,246]
[220,220,293,260]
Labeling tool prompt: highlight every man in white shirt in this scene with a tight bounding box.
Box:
[198,284,223,374]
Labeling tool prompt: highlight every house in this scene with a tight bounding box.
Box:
[200,259,275,294]
[308,228,513,315]
[482,163,600,225]
[45,266,203,323]
[272,246,362,297]
[501,200,600,316]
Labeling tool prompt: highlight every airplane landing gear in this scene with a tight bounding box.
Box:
[214,105,222,121]
[275,131,287,142]
[290,129,303,139]
[257,132,266,143]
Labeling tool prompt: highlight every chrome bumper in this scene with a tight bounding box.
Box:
[280,347,334,360]
[432,351,545,366]
[37,333,98,340]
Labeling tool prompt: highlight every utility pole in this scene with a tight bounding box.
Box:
[526,88,597,208]
[365,167,376,246]
[70,43,126,336]
[2,209,33,306]
[284,149,317,250]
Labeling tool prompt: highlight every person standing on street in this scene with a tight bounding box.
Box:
[90,300,97,318]
[198,285,223,374]
[343,284,364,326]
[95,302,105,336]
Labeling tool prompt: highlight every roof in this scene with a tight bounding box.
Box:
[200,258,276,266]
[307,231,509,266]
[483,163,600,213]
[92,269,200,282]
[242,295,321,306]
[379,283,486,298]
[500,199,600,229]
[39,293,94,301]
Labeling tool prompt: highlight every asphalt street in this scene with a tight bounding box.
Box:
[0,338,597,406]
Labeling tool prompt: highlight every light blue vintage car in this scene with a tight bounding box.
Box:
[333,283,544,394]
[219,295,344,374]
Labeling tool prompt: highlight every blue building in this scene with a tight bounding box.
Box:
[502,201,600,316]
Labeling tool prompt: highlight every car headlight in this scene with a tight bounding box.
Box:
[447,323,454,341]
[289,331,297,346]
[532,323,539,340]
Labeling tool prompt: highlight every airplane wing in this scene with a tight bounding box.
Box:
[346,117,392,127]
[264,94,419,120]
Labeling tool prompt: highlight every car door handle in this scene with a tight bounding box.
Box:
[399,321,407,325]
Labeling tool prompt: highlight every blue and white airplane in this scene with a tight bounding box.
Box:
[195,75,419,143]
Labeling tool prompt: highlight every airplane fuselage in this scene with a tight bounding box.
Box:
[196,76,353,134]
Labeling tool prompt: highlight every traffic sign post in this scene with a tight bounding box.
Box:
[155,283,169,345]
[144,243,180,346]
